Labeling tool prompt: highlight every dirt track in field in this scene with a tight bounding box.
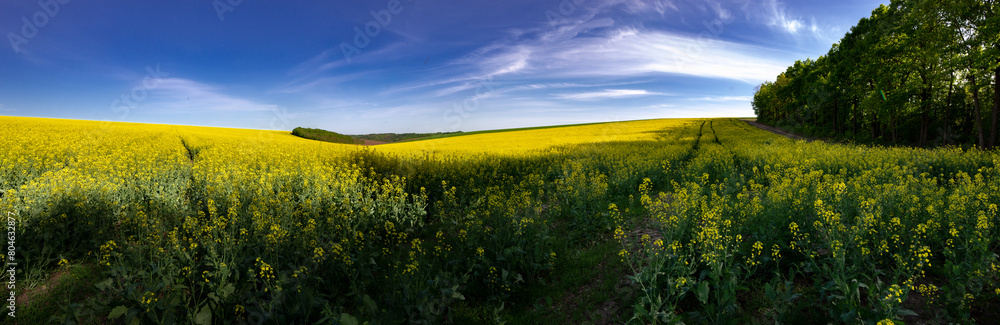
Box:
[741,119,817,142]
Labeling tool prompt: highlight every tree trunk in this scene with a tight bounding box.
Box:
[920,110,929,146]
[872,112,880,139]
[919,72,931,146]
[969,74,985,148]
[853,99,859,136]
[891,115,898,144]
[945,73,954,144]
[990,67,999,149]
[833,97,839,134]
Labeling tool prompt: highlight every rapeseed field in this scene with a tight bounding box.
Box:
[1,116,997,324]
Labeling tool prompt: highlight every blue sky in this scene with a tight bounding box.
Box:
[1,0,885,134]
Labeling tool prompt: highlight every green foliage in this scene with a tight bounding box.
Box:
[292,127,363,144]
[755,0,1000,148]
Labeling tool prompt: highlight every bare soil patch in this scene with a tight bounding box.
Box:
[551,260,634,325]
[17,268,71,309]
[741,119,817,142]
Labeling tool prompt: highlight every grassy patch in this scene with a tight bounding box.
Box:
[6,263,105,324]
[500,224,632,324]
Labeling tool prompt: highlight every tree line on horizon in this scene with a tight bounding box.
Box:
[291,127,364,145]
[753,0,998,148]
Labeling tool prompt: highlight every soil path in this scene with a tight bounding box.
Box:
[741,119,817,142]
[360,139,388,146]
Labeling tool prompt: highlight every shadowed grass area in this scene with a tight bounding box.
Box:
[14,263,107,324]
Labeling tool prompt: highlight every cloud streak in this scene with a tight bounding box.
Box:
[760,0,828,38]
[465,26,791,83]
[556,89,666,100]
[147,78,278,113]
[698,96,753,101]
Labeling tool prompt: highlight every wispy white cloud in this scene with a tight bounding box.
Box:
[458,81,647,99]
[148,78,278,113]
[474,27,790,83]
[763,0,807,35]
[612,0,679,16]
[432,83,480,97]
[540,18,616,43]
[698,96,753,101]
[280,41,411,94]
[273,69,386,94]
[460,45,532,79]
[556,89,666,100]
[757,0,839,42]
[380,15,792,109]
[287,49,340,77]
[268,0,785,130]
[0,104,12,112]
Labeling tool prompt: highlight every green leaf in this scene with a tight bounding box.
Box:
[696,281,710,304]
[95,278,114,291]
[221,283,235,298]
[839,309,857,323]
[897,308,918,316]
[634,303,649,317]
[194,305,212,325]
[108,306,128,319]
[340,313,360,325]
[363,294,378,313]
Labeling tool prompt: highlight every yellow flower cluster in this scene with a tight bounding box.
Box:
[100,240,118,266]
[883,284,904,304]
[256,257,274,280]
[141,291,158,312]
[674,277,687,290]
[747,241,764,268]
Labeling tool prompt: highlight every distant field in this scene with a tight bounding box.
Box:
[2,115,998,324]
[378,119,695,156]
[350,131,462,143]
